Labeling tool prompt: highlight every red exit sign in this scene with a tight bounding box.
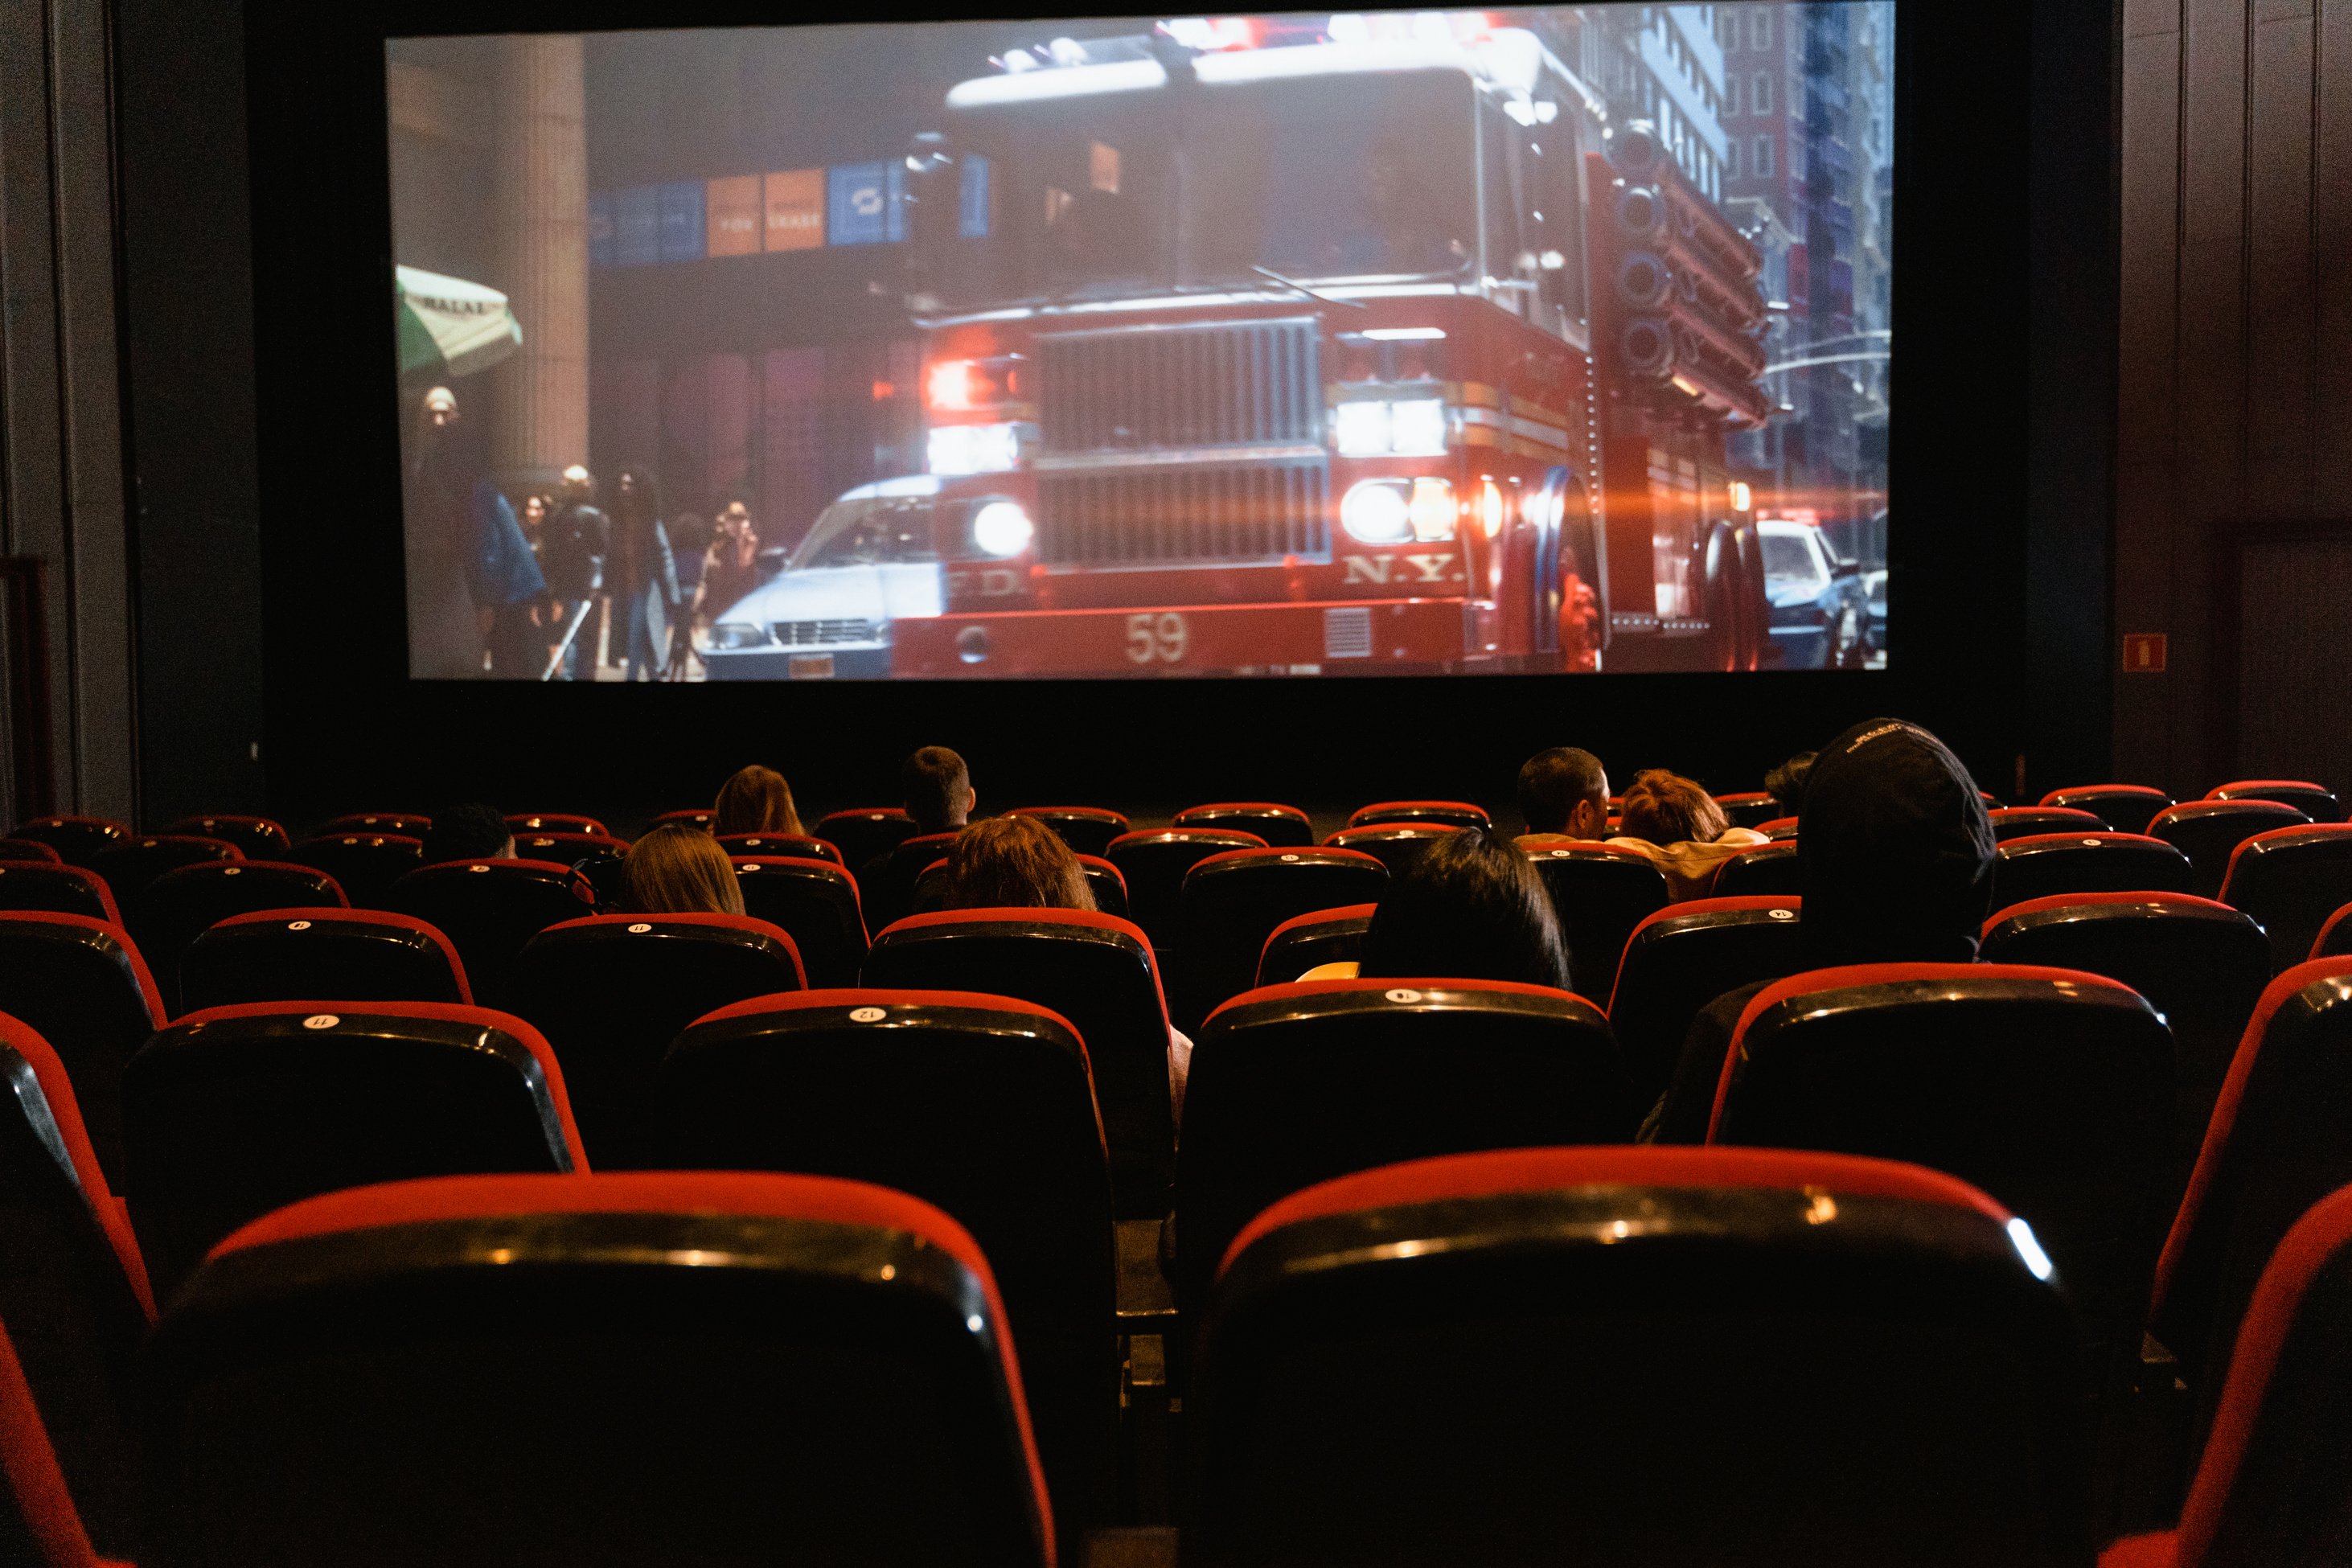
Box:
[2123,634,2167,673]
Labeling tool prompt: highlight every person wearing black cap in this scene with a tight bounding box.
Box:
[1639,718,1997,1142]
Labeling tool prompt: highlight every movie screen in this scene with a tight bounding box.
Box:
[390,6,1891,680]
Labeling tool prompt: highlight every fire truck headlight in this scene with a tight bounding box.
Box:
[1409,478,1456,541]
[1480,478,1505,538]
[971,500,1034,558]
[1340,479,1412,544]
[1333,400,1393,459]
[929,423,1025,476]
[1389,399,1448,456]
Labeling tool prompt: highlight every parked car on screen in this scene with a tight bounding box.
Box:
[1759,518,1870,670]
[699,477,944,680]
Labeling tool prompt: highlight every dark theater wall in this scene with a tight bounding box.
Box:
[2116,0,2352,798]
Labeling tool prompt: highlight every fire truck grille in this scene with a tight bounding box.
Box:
[1038,462,1332,569]
[1038,319,1324,451]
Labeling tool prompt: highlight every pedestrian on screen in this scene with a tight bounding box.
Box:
[541,465,610,680]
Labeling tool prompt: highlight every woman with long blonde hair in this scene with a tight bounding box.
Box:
[621,823,745,916]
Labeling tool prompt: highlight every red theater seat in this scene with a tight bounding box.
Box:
[386,858,593,1010]
[714,831,842,865]
[2206,778,2345,824]
[1993,832,2196,907]
[1172,978,1628,1307]
[180,908,470,1010]
[143,1172,1055,1568]
[1176,848,1388,1032]
[1172,802,1314,848]
[1255,903,1377,987]
[2104,1184,2352,1568]
[505,812,607,838]
[1007,807,1130,859]
[1321,820,1463,879]
[1074,856,1128,918]
[646,808,712,830]
[1524,844,1672,996]
[7,818,128,869]
[507,913,802,1169]
[1606,896,1805,1106]
[1757,815,1801,837]
[281,832,423,909]
[1710,963,2175,1374]
[2218,823,2352,971]
[131,860,346,1012]
[729,857,868,988]
[813,806,917,870]
[87,834,239,905]
[2153,800,2309,899]
[0,864,117,926]
[1344,799,1490,831]
[121,1001,587,1297]
[1188,1147,2088,1567]
[866,908,1172,1217]
[0,1015,153,1559]
[1711,839,1803,894]
[2315,901,2352,959]
[1989,806,2108,842]
[0,914,162,1189]
[862,830,962,932]
[1711,790,1783,830]
[318,811,432,838]
[1980,894,2272,1181]
[2147,958,2352,1452]
[1104,827,1266,954]
[511,830,628,864]
[656,990,1114,1533]
[160,814,289,858]
[0,841,61,865]
[2042,784,2175,835]
[0,1318,113,1568]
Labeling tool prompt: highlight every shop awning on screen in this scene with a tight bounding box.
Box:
[395,265,521,379]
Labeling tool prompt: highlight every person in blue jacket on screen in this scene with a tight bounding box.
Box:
[468,478,546,679]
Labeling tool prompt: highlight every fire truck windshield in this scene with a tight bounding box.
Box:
[932,67,1478,310]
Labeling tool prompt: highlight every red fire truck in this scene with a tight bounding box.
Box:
[890,15,1775,678]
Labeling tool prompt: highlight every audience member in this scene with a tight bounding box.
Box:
[901,745,975,835]
[945,815,1095,910]
[1609,770,1770,901]
[1640,718,1997,1142]
[418,802,513,865]
[620,823,745,917]
[1764,750,1816,817]
[1514,746,1611,844]
[711,765,804,838]
[1297,827,1573,992]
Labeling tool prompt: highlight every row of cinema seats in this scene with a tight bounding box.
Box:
[0,776,2346,1555]
[8,995,2352,1565]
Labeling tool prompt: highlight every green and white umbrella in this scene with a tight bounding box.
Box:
[396,264,522,380]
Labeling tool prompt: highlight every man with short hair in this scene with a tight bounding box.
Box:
[419,802,515,866]
[901,745,975,835]
[1514,746,1611,844]
[860,746,976,929]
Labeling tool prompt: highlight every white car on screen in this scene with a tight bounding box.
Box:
[699,477,945,680]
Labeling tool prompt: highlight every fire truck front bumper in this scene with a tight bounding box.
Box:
[890,599,1477,679]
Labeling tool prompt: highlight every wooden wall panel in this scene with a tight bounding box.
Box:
[2116,0,2352,794]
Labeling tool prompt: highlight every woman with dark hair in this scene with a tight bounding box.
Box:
[711,766,804,839]
[610,466,679,681]
[944,815,1094,911]
[1317,828,1574,991]
[1611,768,1770,901]
[621,823,745,917]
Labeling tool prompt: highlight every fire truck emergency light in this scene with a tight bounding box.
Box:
[1334,398,1447,458]
[928,422,1024,475]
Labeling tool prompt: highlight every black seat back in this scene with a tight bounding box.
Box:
[1173,979,1630,1306]
[729,857,868,987]
[2153,801,2310,898]
[1711,842,1804,897]
[814,807,918,869]
[121,1001,584,1297]
[1006,807,1130,858]
[2041,786,2174,835]
[1171,802,1314,847]
[1991,832,2196,906]
[133,862,346,1013]
[1176,848,1387,1032]
[281,833,424,909]
[386,859,593,1009]
[180,909,471,1011]
[0,913,163,1188]
[10,817,129,868]
[507,913,803,1168]
[1606,896,1805,1106]
[2219,823,2352,970]
[1104,829,1265,955]
[1525,846,1673,996]
[1255,904,1377,987]
[160,815,289,860]
[0,862,117,924]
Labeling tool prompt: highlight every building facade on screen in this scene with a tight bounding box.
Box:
[387,5,1892,682]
